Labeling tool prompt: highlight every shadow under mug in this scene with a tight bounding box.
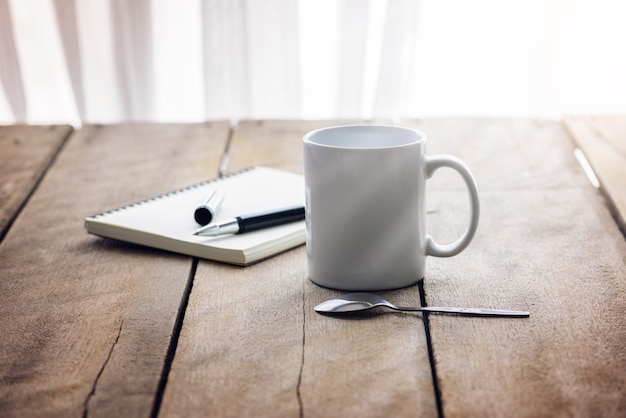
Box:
[303,125,480,291]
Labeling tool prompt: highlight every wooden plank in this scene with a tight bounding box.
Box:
[564,115,626,230]
[224,119,388,173]
[0,123,230,417]
[403,119,626,417]
[223,119,342,173]
[160,120,437,417]
[0,125,72,241]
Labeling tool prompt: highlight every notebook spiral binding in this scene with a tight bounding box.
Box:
[89,166,255,218]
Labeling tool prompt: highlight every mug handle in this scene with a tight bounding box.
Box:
[425,155,480,257]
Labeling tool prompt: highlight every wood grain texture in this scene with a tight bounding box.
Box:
[402,119,626,417]
[0,123,230,417]
[0,125,72,241]
[564,115,626,230]
[5,119,623,418]
[160,120,437,417]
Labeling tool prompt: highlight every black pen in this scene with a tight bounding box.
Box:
[193,205,305,237]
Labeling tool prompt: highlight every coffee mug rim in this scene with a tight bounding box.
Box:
[303,125,425,149]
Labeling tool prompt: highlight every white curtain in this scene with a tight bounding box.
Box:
[1,0,626,126]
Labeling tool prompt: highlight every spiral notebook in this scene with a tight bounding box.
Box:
[84,166,305,265]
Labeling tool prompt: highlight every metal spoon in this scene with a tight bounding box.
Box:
[314,293,530,317]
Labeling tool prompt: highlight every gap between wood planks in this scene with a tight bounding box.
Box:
[150,258,198,418]
[218,121,237,177]
[150,125,236,417]
[573,147,626,240]
[0,126,73,243]
[418,279,445,418]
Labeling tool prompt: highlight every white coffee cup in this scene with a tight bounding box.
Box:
[303,125,479,291]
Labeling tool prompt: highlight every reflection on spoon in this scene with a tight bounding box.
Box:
[314,293,530,318]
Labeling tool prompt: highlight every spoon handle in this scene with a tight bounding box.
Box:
[400,306,530,317]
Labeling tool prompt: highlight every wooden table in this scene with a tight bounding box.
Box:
[1,118,625,417]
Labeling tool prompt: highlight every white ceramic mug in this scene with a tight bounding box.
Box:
[303,125,480,291]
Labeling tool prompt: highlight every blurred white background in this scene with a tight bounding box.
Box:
[1,0,625,126]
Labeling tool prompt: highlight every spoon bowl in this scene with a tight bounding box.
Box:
[314,293,530,317]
